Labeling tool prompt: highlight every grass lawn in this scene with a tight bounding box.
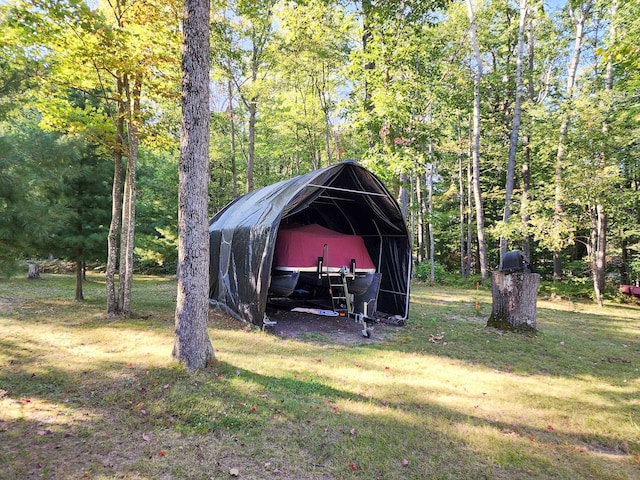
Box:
[0,273,638,479]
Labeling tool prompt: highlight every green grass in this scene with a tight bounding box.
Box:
[0,273,638,479]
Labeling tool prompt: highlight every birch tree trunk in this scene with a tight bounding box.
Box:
[416,173,425,263]
[520,12,534,264]
[228,77,238,198]
[591,0,616,307]
[172,0,215,371]
[466,117,473,276]
[118,75,140,317]
[247,99,256,192]
[553,0,592,280]
[399,172,409,220]
[362,0,376,148]
[593,204,607,306]
[106,83,125,317]
[427,164,435,285]
[459,153,466,277]
[501,0,528,258]
[466,0,488,280]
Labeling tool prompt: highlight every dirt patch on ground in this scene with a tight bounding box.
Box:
[267,307,402,344]
[209,307,404,345]
[0,297,22,314]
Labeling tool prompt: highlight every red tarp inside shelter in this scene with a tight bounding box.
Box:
[273,224,375,270]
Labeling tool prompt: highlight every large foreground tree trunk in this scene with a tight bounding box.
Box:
[172,0,215,371]
[487,271,540,332]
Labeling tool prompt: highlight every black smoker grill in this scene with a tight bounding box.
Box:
[499,250,530,273]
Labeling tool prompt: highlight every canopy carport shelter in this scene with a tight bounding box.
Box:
[209,160,411,329]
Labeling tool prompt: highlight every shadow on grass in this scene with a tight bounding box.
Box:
[1,277,638,479]
[1,352,636,480]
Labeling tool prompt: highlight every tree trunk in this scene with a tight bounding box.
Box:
[427,165,435,285]
[487,271,540,332]
[520,9,535,263]
[172,0,215,371]
[75,255,84,301]
[466,0,488,280]
[118,74,140,317]
[398,172,409,220]
[501,0,528,258]
[553,0,592,280]
[247,99,256,192]
[592,204,607,307]
[466,123,473,276]
[459,153,466,277]
[106,83,125,317]
[27,263,40,279]
[416,173,425,263]
[228,77,238,198]
[592,4,615,307]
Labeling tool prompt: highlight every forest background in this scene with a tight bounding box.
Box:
[1,0,639,310]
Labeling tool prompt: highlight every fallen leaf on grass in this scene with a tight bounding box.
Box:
[402,459,409,466]
[142,433,150,442]
[229,467,240,476]
[349,463,357,471]
[607,357,630,363]
[429,333,445,344]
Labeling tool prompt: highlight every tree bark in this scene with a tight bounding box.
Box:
[247,99,256,192]
[591,2,615,307]
[466,0,488,280]
[27,263,40,279]
[553,0,592,280]
[399,172,409,220]
[75,255,84,301]
[466,120,473,276]
[362,0,376,148]
[501,0,528,258]
[227,77,238,198]
[459,153,465,277]
[118,74,140,317]
[172,0,215,371]
[487,271,540,332]
[427,164,435,285]
[520,9,535,263]
[415,173,424,263]
[106,82,125,317]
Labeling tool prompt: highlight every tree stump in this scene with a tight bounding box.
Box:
[27,263,40,279]
[487,271,540,332]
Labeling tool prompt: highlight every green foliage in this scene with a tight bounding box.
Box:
[538,277,594,301]
[135,150,179,273]
[2,0,639,306]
